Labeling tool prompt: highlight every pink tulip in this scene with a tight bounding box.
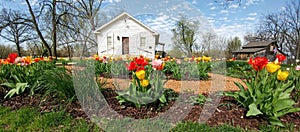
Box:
[296,65,300,71]
[152,60,163,70]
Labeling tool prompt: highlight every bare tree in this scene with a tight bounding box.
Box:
[60,0,103,57]
[0,9,34,57]
[25,0,53,57]
[254,0,300,61]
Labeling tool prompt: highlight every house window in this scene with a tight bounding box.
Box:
[107,36,112,47]
[140,37,146,48]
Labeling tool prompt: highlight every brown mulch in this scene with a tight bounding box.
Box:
[101,73,246,94]
[1,75,300,131]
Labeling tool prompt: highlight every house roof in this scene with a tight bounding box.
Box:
[94,12,159,35]
[232,48,265,53]
[242,40,276,48]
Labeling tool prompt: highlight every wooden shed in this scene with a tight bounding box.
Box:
[232,40,286,61]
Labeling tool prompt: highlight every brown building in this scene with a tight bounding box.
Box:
[232,40,286,60]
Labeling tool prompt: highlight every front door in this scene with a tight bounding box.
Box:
[122,37,129,54]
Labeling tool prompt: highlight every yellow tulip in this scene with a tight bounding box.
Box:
[277,70,289,81]
[140,79,149,87]
[135,70,146,80]
[202,56,211,62]
[184,58,189,61]
[266,63,281,73]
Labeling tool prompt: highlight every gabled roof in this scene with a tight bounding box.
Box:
[232,48,265,53]
[94,12,159,35]
[242,40,276,48]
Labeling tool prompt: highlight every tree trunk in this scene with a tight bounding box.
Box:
[25,0,52,57]
[52,0,57,59]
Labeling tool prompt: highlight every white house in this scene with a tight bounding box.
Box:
[94,12,164,58]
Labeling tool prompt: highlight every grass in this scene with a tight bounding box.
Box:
[0,105,297,131]
[0,105,101,131]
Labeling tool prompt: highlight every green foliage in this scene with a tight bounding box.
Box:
[33,67,75,100]
[0,61,57,98]
[171,17,198,57]
[163,61,211,80]
[226,61,254,79]
[197,62,211,80]
[94,60,111,76]
[259,122,296,132]
[190,93,211,105]
[116,71,168,108]
[225,69,300,126]
[0,61,75,101]
[227,36,242,53]
[110,61,129,77]
[163,61,182,80]
[288,68,300,101]
[2,82,29,98]
[53,58,71,65]
[163,88,179,101]
[0,106,100,131]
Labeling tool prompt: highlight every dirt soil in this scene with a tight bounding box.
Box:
[102,73,246,94]
[1,74,300,131]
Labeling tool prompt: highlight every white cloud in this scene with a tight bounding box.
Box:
[210,6,216,10]
[229,4,239,9]
[248,12,257,16]
[244,17,256,21]
[109,0,121,3]
[191,0,197,4]
[220,10,229,14]
[208,3,214,6]
[208,19,215,23]
[280,6,286,11]
[30,0,38,6]
[182,2,193,10]
[214,22,256,43]
[245,0,264,6]
[219,17,228,20]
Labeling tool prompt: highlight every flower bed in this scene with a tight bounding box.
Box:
[1,53,300,131]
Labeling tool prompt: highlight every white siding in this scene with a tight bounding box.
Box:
[96,14,158,58]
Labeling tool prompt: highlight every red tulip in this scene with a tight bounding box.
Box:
[276,54,286,62]
[7,53,18,63]
[127,61,137,71]
[135,56,148,66]
[248,57,268,71]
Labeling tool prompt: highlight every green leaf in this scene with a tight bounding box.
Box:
[246,103,262,116]
[273,99,295,112]
[4,89,18,98]
[4,83,29,99]
[1,82,16,89]
[234,81,245,91]
[268,117,285,127]
[16,83,29,94]
[275,107,300,118]
[159,95,167,103]
[140,96,154,104]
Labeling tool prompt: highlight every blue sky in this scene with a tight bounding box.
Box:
[1,0,289,47]
[99,0,288,47]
